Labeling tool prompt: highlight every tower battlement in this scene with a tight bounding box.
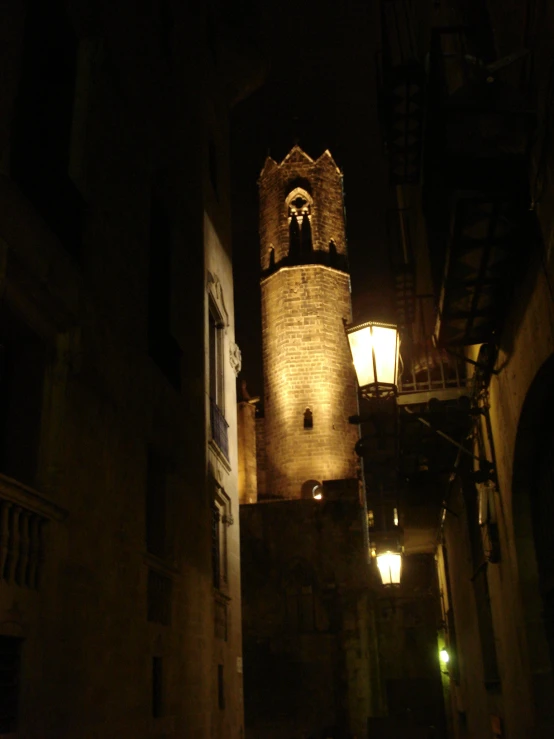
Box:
[258,146,348,275]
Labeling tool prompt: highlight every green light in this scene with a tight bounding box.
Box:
[439,649,449,664]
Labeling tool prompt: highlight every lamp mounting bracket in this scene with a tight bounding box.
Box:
[402,406,493,472]
[437,342,499,378]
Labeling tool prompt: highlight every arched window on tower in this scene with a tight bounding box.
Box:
[329,239,338,267]
[287,190,313,260]
[303,408,313,429]
[268,245,275,269]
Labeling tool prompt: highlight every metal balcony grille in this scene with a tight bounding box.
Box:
[210,398,229,460]
[398,296,467,404]
[399,343,467,400]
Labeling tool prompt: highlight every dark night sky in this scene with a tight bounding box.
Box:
[231,0,394,398]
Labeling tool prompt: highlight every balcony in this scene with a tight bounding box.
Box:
[399,339,467,405]
[0,474,66,589]
[423,26,536,346]
[210,398,229,461]
[433,192,538,346]
[397,296,468,404]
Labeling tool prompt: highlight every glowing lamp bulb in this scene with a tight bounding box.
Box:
[376,551,402,585]
[439,649,450,664]
[346,321,399,397]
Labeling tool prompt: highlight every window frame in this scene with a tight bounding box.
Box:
[212,484,232,593]
[209,297,225,414]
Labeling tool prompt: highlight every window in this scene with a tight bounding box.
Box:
[303,408,313,429]
[211,486,232,591]
[209,300,224,412]
[148,194,182,390]
[11,0,83,258]
[211,502,221,589]
[0,636,22,733]
[152,656,163,718]
[0,304,46,485]
[329,239,338,266]
[287,189,313,259]
[217,664,225,710]
[209,297,229,458]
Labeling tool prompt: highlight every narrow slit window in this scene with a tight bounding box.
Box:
[303,408,313,429]
[329,239,338,266]
[218,664,225,710]
[152,656,163,718]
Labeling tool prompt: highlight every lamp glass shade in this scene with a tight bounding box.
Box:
[346,322,399,394]
[376,551,402,585]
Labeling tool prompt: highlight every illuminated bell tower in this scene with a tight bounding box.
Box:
[259,146,359,499]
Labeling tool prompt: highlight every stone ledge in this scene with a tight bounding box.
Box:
[0,473,67,522]
[143,552,180,578]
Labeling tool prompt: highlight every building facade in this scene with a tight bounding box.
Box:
[377,1,554,737]
[239,147,383,738]
[0,1,263,737]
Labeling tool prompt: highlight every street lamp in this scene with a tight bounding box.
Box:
[369,502,404,586]
[347,319,403,585]
[376,551,403,586]
[346,321,400,399]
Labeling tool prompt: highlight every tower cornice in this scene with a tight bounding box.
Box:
[260,261,350,286]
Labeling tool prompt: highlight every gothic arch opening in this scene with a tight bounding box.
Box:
[301,478,320,500]
[286,188,313,260]
[329,239,338,266]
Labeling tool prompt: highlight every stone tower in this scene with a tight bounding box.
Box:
[259,146,359,499]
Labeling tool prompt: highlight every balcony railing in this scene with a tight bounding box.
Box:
[398,296,467,404]
[210,398,229,461]
[0,474,66,589]
[399,341,467,404]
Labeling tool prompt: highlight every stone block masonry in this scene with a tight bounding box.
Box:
[256,146,359,500]
[261,264,359,498]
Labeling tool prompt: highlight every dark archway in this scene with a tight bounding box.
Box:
[512,353,554,730]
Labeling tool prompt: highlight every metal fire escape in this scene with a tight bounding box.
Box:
[423,26,536,347]
[376,2,537,544]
